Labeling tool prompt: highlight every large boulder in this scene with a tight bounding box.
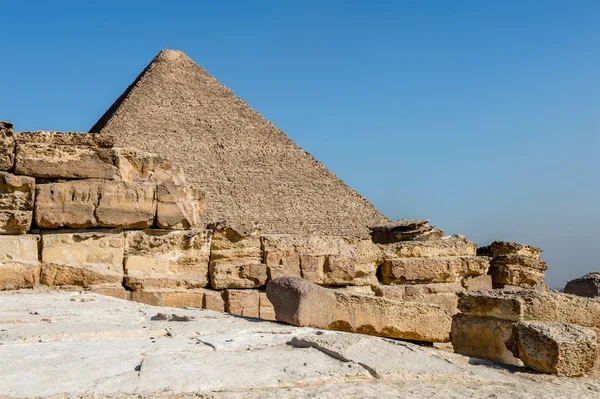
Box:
[380,256,490,285]
[329,292,452,342]
[379,235,476,259]
[266,277,336,328]
[564,273,600,298]
[35,180,156,229]
[123,229,211,291]
[261,234,382,286]
[513,321,597,377]
[0,172,35,234]
[0,122,15,171]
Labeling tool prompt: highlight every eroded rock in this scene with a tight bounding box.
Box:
[0,122,15,171]
[0,172,35,234]
[488,255,547,288]
[226,289,260,318]
[477,241,542,259]
[131,289,206,309]
[369,219,442,244]
[380,256,490,285]
[379,235,476,259]
[564,272,600,298]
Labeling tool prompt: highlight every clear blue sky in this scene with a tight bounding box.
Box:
[1,1,598,288]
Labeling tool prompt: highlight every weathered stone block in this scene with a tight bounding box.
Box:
[514,321,597,376]
[477,241,542,259]
[374,283,462,315]
[0,262,40,290]
[266,277,336,328]
[259,291,276,321]
[226,289,260,318]
[123,230,211,291]
[369,219,442,244]
[451,314,521,366]
[131,289,205,308]
[488,255,547,288]
[461,274,493,291]
[0,234,39,263]
[40,231,124,288]
[0,122,15,171]
[564,272,600,298]
[35,180,156,229]
[88,286,130,300]
[329,292,452,342]
[15,131,114,148]
[209,258,267,289]
[203,289,225,312]
[379,235,476,259]
[261,234,382,286]
[380,256,490,285]
[15,143,119,179]
[0,172,35,234]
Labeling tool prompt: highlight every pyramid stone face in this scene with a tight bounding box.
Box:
[90,50,387,236]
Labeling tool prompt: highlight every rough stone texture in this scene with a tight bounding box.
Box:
[123,229,211,291]
[210,259,268,289]
[451,314,521,366]
[88,286,130,300]
[381,256,490,285]
[15,130,115,148]
[14,143,119,179]
[0,234,40,263]
[0,172,35,234]
[514,321,598,376]
[35,179,156,229]
[0,121,15,171]
[478,241,542,259]
[204,289,226,312]
[0,262,40,290]
[40,230,124,287]
[89,49,387,236]
[130,289,205,308]
[457,289,600,332]
[261,234,382,286]
[369,219,442,244]
[565,273,600,298]
[379,235,476,259]
[488,255,547,288]
[226,289,260,318]
[266,277,336,328]
[329,292,452,342]
[259,291,277,321]
[375,283,463,315]
[462,274,493,291]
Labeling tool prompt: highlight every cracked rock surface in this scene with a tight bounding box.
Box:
[0,291,599,398]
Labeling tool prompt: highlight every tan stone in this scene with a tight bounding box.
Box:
[381,256,490,285]
[329,292,452,342]
[564,272,600,298]
[123,230,211,291]
[131,289,205,308]
[462,275,493,291]
[203,289,225,312]
[0,234,39,263]
[488,255,547,288]
[15,143,119,179]
[457,289,600,331]
[261,234,382,286]
[225,289,260,318]
[35,180,156,229]
[40,230,124,288]
[477,241,542,259]
[514,321,597,377]
[451,315,521,366]
[375,283,462,315]
[209,258,267,289]
[379,236,476,259]
[14,131,114,148]
[0,122,15,171]
[266,277,336,328]
[0,262,40,290]
[0,172,35,234]
[259,291,276,321]
[88,286,130,300]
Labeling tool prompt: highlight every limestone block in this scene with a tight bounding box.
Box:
[477,241,542,259]
[123,230,211,291]
[0,172,35,234]
[375,283,463,315]
[381,256,490,285]
[203,289,225,312]
[379,235,476,259]
[88,286,130,300]
[14,131,114,148]
[450,314,521,366]
[488,255,547,288]
[0,121,15,171]
[40,231,124,288]
[369,219,442,244]
[564,272,600,298]
[0,262,40,290]
[259,291,276,321]
[261,234,382,286]
[462,275,493,291]
[15,143,119,179]
[329,292,452,342]
[457,289,600,332]
[35,180,156,229]
[226,289,260,318]
[131,289,205,308]
[209,258,267,289]
[266,277,336,328]
[514,321,597,376]
[0,234,39,263]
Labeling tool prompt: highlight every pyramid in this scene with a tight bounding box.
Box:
[90,50,388,236]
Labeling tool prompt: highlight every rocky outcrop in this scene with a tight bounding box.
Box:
[564,272,600,298]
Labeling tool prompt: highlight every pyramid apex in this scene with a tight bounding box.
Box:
[155,49,190,61]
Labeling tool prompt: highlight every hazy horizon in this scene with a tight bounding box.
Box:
[1,1,598,288]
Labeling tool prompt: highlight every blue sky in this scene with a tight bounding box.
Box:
[1,1,598,288]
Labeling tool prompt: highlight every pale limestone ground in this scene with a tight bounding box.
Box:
[0,291,598,399]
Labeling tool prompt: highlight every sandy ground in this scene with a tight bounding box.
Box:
[0,290,598,399]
